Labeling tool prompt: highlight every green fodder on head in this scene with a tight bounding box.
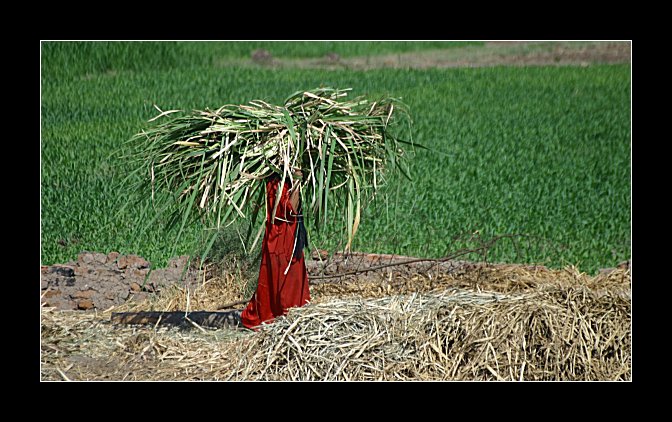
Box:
[121,87,414,260]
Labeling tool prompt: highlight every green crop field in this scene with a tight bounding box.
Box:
[41,41,630,274]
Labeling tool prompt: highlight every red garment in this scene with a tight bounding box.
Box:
[241,176,310,329]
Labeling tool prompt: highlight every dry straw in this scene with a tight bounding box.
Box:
[41,264,630,381]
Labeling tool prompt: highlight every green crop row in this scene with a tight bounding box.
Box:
[41,42,630,274]
[41,41,483,81]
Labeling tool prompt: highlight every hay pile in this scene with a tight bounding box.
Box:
[40,264,630,381]
[309,263,630,302]
[40,306,248,381]
[228,286,630,381]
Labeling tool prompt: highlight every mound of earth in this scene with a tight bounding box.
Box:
[41,250,629,312]
[40,252,201,311]
[40,250,469,311]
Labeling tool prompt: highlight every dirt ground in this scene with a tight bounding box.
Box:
[40,249,629,312]
[240,41,630,70]
[40,252,630,381]
[40,252,203,311]
[39,250,466,311]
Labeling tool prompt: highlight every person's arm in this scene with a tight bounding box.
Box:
[289,169,302,213]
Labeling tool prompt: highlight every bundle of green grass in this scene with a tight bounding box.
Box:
[125,87,413,254]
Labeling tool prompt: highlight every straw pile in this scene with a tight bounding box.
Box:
[41,306,248,381]
[309,262,630,303]
[41,264,630,381]
[228,286,630,381]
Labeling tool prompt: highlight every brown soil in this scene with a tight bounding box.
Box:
[40,252,202,311]
[40,253,630,381]
[41,250,629,312]
[226,41,630,70]
[40,250,468,311]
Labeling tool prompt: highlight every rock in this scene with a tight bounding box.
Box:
[92,253,107,264]
[148,270,163,285]
[95,269,122,280]
[116,255,129,269]
[73,289,95,299]
[310,249,329,260]
[79,252,105,265]
[74,265,89,276]
[143,282,157,293]
[168,255,189,269]
[76,299,94,310]
[43,289,62,298]
[130,292,148,302]
[106,251,120,264]
[41,252,202,311]
[133,268,149,278]
[78,252,93,264]
[43,297,76,310]
[51,265,75,277]
[117,254,150,270]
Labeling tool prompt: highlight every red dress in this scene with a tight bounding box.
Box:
[241,176,311,329]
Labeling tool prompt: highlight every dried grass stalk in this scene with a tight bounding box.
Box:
[228,286,630,381]
[41,265,630,381]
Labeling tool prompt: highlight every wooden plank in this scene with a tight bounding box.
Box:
[111,311,242,329]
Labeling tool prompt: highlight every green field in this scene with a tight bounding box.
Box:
[41,42,631,274]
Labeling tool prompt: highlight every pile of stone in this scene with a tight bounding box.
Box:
[41,252,200,311]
